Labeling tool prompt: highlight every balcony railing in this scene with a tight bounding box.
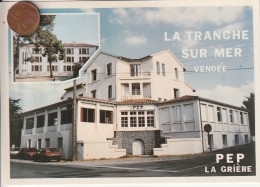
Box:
[120,72,151,78]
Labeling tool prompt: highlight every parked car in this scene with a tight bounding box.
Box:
[33,147,61,162]
[10,147,20,159]
[18,148,38,160]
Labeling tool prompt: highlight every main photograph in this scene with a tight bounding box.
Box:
[9,6,255,178]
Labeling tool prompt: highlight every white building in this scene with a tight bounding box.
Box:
[20,50,251,160]
[18,43,98,77]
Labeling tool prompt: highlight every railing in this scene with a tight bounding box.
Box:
[120,72,151,78]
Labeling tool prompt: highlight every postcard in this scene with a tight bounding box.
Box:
[1,0,259,186]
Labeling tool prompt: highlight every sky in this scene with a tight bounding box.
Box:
[9,6,255,112]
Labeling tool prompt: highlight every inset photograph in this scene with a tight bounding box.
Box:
[12,13,99,82]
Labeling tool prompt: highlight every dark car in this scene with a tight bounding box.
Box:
[33,147,61,162]
[18,148,38,160]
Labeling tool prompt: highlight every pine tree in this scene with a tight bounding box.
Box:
[243,93,255,136]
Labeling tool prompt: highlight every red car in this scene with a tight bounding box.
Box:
[33,147,61,162]
[18,148,38,160]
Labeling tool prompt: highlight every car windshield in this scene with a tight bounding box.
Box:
[47,148,58,152]
[27,148,37,152]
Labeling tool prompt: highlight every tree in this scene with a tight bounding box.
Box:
[13,15,64,79]
[243,93,255,136]
[9,98,23,147]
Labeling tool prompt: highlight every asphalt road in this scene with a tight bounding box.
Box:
[10,143,256,178]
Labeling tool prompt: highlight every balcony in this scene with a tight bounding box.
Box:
[119,72,151,80]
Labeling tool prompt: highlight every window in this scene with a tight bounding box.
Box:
[66,56,74,63]
[32,48,42,54]
[79,57,88,63]
[235,135,239,145]
[81,108,95,123]
[61,105,73,124]
[45,138,50,147]
[130,64,140,77]
[91,69,97,81]
[175,68,179,80]
[100,110,113,124]
[184,104,194,121]
[31,65,42,72]
[138,111,145,127]
[37,139,42,149]
[130,116,137,127]
[161,108,170,123]
[222,109,228,123]
[174,89,179,98]
[222,135,227,147]
[107,63,112,76]
[48,112,57,126]
[147,111,154,127]
[58,138,63,149]
[240,112,244,124]
[66,48,74,54]
[132,83,140,95]
[162,63,166,76]
[26,117,34,129]
[208,106,214,122]
[121,112,128,127]
[79,48,89,54]
[201,104,207,121]
[27,139,31,148]
[217,107,222,122]
[36,115,45,128]
[156,62,160,75]
[173,105,181,122]
[91,90,96,98]
[108,85,112,99]
[230,110,234,123]
[34,56,42,62]
[245,135,249,144]
[47,65,58,71]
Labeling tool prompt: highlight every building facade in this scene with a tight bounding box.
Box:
[20,50,251,160]
[18,43,98,77]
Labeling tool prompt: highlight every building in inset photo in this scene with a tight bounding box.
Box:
[20,50,251,160]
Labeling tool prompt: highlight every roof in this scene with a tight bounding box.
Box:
[116,99,158,105]
[22,43,98,48]
[23,100,73,115]
[78,96,114,105]
[64,83,86,91]
[161,95,248,111]
[63,43,98,48]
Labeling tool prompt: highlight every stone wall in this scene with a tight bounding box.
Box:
[112,130,165,155]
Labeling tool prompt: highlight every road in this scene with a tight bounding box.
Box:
[11,143,255,178]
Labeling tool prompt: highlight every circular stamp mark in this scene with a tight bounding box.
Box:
[7,2,40,35]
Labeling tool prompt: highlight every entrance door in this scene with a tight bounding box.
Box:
[132,139,145,155]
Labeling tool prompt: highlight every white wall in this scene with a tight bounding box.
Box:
[199,101,251,152]
[86,53,118,101]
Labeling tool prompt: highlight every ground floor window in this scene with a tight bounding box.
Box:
[81,108,95,123]
[63,65,72,72]
[45,138,50,147]
[209,135,214,147]
[121,110,155,128]
[58,138,63,149]
[27,139,31,148]
[100,110,113,124]
[245,135,249,144]
[47,65,58,72]
[222,135,227,147]
[31,65,42,72]
[235,135,239,146]
[37,139,42,149]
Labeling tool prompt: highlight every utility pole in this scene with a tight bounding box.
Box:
[72,79,77,161]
